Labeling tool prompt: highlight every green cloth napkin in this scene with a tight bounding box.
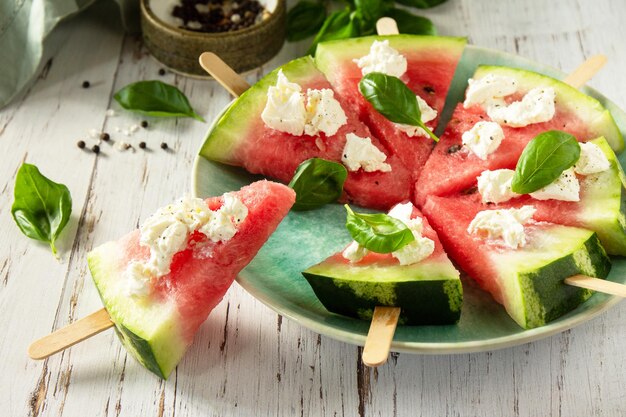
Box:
[0,0,139,109]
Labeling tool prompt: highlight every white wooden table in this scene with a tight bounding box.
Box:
[1,0,625,415]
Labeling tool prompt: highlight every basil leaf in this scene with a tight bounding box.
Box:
[114,80,205,122]
[287,1,327,42]
[11,163,72,256]
[354,0,392,34]
[359,72,439,141]
[345,205,415,253]
[394,0,448,9]
[288,158,348,211]
[385,8,436,35]
[511,130,581,194]
[307,9,360,55]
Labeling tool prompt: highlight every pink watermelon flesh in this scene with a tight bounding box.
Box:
[415,102,592,205]
[89,180,295,377]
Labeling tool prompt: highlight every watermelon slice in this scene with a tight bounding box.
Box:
[87,181,295,378]
[416,65,624,205]
[315,35,466,179]
[423,194,611,329]
[200,56,412,210]
[302,203,462,325]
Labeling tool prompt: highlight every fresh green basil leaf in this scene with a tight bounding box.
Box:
[307,9,360,55]
[114,80,205,122]
[288,158,348,211]
[354,0,392,34]
[11,163,72,256]
[385,8,436,35]
[345,205,415,253]
[287,1,327,42]
[359,72,439,141]
[394,0,448,9]
[511,130,581,194]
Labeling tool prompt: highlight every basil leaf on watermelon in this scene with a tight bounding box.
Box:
[11,163,72,257]
[394,0,448,9]
[359,72,439,142]
[288,158,348,211]
[345,205,415,253]
[384,8,436,35]
[511,130,581,194]
[114,81,205,122]
[307,9,360,55]
[286,1,327,41]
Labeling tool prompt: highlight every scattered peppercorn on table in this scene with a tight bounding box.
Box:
[2,1,626,416]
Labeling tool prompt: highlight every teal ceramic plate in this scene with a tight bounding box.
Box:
[192,45,626,354]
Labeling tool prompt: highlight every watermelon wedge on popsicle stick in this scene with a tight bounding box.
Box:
[29,181,295,378]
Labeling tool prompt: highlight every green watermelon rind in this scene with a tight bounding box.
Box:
[314,34,467,82]
[576,137,626,255]
[87,241,187,379]
[494,226,611,329]
[199,56,323,166]
[301,255,463,325]
[473,65,624,153]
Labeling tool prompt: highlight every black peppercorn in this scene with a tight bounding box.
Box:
[139,142,146,149]
[77,140,86,149]
[82,81,90,88]
[160,142,168,150]
[141,120,148,128]
[92,145,100,154]
[158,68,166,76]
[100,132,110,141]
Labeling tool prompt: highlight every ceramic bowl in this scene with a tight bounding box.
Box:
[140,0,286,76]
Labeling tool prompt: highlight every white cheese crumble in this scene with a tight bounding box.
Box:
[395,95,438,137]
[387,202,434,265]
[477,169,520,204]
[353,40,407,78]
[467,206,536,249]
[487,87,556,127]
[341,133,391,173]
[261,70,347,137]
[261,70,307,136]
[461,121,505,160]
[342,241,369,263]
[530,167,580,202]
[574,142,611,175]
[304,88,348,137]
[463,74,518,108]
[342,203,434,266]
[105,109,116,117]
[124,194,248,297]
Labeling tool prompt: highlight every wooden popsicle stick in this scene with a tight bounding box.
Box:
[362,306,401,367]
[198,52,250,97]
[565,275,626,297]
[28,308,113,360]
[562,55,607,88]
[376,17,400,36]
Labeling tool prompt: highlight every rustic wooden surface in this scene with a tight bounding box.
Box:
[1,0,625,416]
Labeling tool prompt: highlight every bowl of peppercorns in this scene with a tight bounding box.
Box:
[141,0,285,76]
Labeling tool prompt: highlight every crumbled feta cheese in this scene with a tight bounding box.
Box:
[477,169,520,204]
[574,142,611,175]
[105,109,116,117]
[88,128,100,138]
[353,40,407,78]
[387,202,434,265]
[462,121,505,160]
[304,88,347,136]
[129,124,141,133]
[261,70,307,135]
[467,206,536,249]
[530,167,580,201]
[395,95,438,137]
[124,194,248,297]
[116,141,131,151]
[342,241,369,263]
[463,74,518,108]
[341,133,391,173]
[487,87,556,127]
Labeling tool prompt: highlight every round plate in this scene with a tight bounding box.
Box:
[192,45,626,354]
